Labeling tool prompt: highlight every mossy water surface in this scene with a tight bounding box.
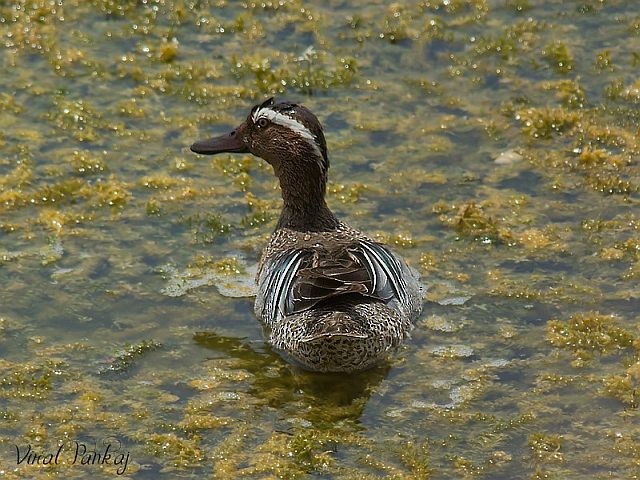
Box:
[1,1,639,478]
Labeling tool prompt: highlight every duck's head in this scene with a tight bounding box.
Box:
[191,98,338,231]
[191,98,329,178]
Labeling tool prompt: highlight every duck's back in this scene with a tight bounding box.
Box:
[255,222,423,371]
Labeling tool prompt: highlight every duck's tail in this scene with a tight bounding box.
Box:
[269,302,412,372]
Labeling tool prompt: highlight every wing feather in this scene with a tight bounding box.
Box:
[256,239,417,325]
[257,250,306,326]
[359,240,408,305]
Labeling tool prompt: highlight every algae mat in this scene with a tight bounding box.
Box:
[1,1,639,478]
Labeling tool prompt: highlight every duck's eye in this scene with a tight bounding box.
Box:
[256,118,269,128]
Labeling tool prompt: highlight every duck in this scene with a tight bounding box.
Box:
[191,97,423,372]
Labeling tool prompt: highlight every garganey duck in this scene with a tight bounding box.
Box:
[191,98,423,372]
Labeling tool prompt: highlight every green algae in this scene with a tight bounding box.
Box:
[603,373,639,409]
[97,340,162,375]
[544,79,586,109]
[529,432,563,463]
[47,98,102,142]
[434,200,514,245]
[0,360,61,400]
[547,312,635,355]
[516,107,579,140]
[69,150,107,176]
[179,212,231,244]
[241,191,278,228]
[0,1,640,479]
[545,312,639,411]
[144,432,205,468]
[542,41,574,74]
[327,181,367,203]
[231,50,358,95]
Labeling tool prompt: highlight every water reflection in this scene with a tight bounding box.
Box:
[193,331,392,423]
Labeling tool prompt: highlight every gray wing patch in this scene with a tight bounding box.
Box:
[358,240,409,308]
[256,240,418,325]
[256,249,306,327]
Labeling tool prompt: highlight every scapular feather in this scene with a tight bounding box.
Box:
[258,239,413,323]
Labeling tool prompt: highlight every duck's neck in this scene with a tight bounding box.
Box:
[275,165,339,232]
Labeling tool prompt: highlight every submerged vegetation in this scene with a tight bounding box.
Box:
[1,0,639,478]
[547,312,635,356]
[97,340,163,375]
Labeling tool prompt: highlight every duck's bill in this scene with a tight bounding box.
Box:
[190,125,248,155]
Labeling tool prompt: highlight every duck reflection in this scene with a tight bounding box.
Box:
[193,331,392,422]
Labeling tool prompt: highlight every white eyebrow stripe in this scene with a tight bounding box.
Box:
[253,107,324,161]
[250,106,263,122]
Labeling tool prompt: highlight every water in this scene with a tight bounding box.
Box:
[1,1,639,478]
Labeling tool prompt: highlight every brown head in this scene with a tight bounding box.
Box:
[191,98,338,231]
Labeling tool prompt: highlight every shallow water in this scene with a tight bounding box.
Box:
[1,0,639,478]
